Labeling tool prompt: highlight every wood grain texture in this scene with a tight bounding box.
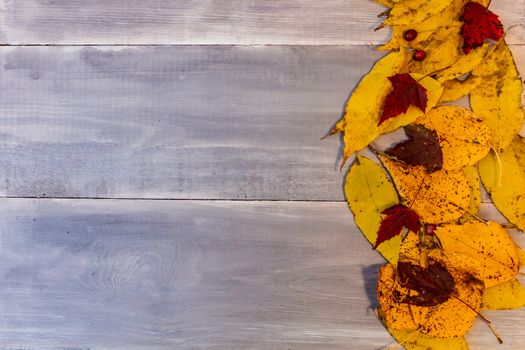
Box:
[0,45,375,200]
[0,198,521,350]
[0,0,523,45]
[1,45,524,201]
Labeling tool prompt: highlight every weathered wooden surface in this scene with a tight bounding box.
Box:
[1,45,524,200]
[0,45,374,200]
[0,0,523,45]
[1,0,525,348]
[0,199,521,350]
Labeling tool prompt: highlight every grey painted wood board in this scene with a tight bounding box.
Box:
[0,0,523,45]
[1,45,524,200]
[0,45,375,200]
[0,198,522,349]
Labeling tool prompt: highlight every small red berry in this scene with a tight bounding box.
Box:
[403,29,418,41]
[413,49,426,61]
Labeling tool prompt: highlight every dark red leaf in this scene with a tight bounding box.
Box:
[461,2,504,54]
[378,74,428,126]
[394,259,455,307]
[385,124,443,173]
[375,204,421,248]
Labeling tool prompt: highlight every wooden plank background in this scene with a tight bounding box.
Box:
[0,0,524,349]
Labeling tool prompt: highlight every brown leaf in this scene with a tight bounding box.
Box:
[386,124,443,172]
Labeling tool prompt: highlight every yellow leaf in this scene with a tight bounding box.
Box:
[479,141,525,231]
[472,40,515,79]
[380,156,470,223]
[378,0,466,51]
[337,51,405,159]
[471,41,524,151]
[333,51,443,162]
[345,156,400,264]
[438,76,482,103]
[375,0,395,7]
[378,256,484,338]
[482,279,525,310]
[460,165,481,222]
[387,328,469,350]
[516,243,525,268]
[384,0,454,26]
[407,24,463,76]
[435,43,489,82]
[436,221,519,288]
[416,106,491,170]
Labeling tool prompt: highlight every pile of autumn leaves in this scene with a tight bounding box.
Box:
[329,0,525,349]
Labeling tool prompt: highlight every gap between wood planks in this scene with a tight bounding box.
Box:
[0,195,346,202]
[1,43,523,48]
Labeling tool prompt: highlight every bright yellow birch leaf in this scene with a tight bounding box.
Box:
[416,106,491,170]
[438,76,482,103]
[380,156,470,223]
[378,257,484,338]
[387,328,469,350]
[435,221,519,287]
[329,51,443,163]
[482,279,525,310]
[479,142,525,231]
[345,156,401,264]
[471,41,524,151]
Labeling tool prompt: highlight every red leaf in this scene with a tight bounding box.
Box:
[385,124,443,173]
[394,259,455,307]
[375,204,421,248]
[461,2,504,54]
[378,74,428,126]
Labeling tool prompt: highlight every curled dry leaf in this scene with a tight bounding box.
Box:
[345,156,401,264]
[385,124,443,172]
[435,221,519,287]
[482,279,525,310]
[379,156,470,223]
[461,2,504,54]
[376,204,421,248]
[416,106,491,170]
[479,138,525,231]
[471,40,524,151]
